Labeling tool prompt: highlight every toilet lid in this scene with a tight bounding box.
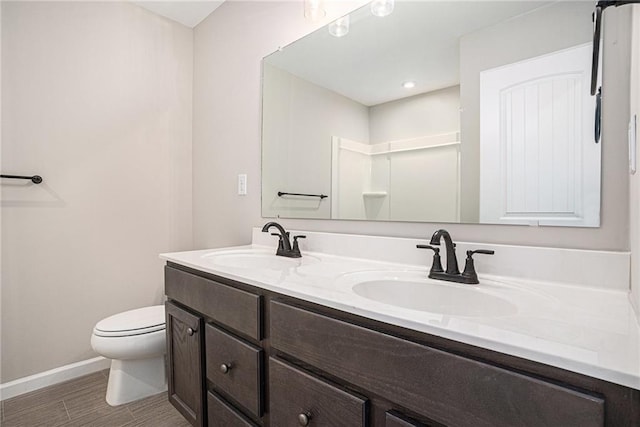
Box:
[94,305,165,337]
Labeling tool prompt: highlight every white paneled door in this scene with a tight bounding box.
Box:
[479,43,600,226]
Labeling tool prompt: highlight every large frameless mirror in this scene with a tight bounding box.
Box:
[262,1,600,227]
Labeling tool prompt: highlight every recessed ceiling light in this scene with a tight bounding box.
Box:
[402,81,416,89]
[304,0,326,21]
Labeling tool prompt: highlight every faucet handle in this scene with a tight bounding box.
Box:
[462,249,495,284]
[291,235,306,257]
[467,249,495,256]
[293,235,306,248]
[428,242,456,248]
[416,244,444,274]
[270,233,285,250]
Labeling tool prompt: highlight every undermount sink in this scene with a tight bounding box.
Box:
[345,270,522,317]
[202,249,320,270]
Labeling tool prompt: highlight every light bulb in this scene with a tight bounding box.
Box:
[402,81,416,89]
[304,0,326,21]
[370,0,394,17]
[329,15,350,38]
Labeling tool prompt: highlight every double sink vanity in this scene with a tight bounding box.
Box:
[161,226,640,427]
[159,1,640,425]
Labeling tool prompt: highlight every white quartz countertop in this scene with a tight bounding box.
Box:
[160,244,640,390]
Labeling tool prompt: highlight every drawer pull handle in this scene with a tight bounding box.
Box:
[187,327,196,336]
[297,412,312,426]
[220,363,232,374]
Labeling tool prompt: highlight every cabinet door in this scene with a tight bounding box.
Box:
[166,301,205,427]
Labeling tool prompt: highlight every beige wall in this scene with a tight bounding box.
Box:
[1,2,193,382]
[193,1,367,249]
[0,0,4,385]
[369,86,460,144]
[630,4,640,317]
[193,1,632,252]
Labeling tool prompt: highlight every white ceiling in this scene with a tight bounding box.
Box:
[132,1,225,28]
[265,1,555,106]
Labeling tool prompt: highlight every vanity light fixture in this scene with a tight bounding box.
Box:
[371,0,394,17]
[329,15,350,37]
[304,0,326,21]
[402,81,416,89]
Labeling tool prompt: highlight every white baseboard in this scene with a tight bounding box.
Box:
[0,356,111,401]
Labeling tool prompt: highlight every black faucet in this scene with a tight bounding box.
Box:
[417,229,494,285]
[429,229,460,275]
[261,222,306,258]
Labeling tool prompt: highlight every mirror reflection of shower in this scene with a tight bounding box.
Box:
[331,132,460,222]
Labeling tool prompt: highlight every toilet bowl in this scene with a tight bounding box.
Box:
[91,305,167,406]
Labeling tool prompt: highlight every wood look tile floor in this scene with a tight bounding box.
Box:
[0,370,190,427]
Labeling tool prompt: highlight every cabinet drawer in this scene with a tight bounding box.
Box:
[270,301,604,427]
[385,411,428,427]
[207,391,258,427]
[165,266,262,340]
[205,324,263,417]
[269,357,368,427]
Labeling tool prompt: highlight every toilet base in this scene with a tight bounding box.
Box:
[105,356,167,406]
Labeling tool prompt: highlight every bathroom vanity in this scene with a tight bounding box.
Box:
[161,231,640,427]
[160,0,640,424]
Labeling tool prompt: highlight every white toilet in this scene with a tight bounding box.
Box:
[91,305,167,406]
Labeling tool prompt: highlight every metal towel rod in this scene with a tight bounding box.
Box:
[1,174,43,184]
[278,191,327,199]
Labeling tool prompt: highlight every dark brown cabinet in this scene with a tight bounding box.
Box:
[166,301,205,427]
[166,266,264,427]
[164,263,640,427]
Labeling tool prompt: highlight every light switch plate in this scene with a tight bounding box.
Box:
[238,174,247,195]
[630,114,637,175]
